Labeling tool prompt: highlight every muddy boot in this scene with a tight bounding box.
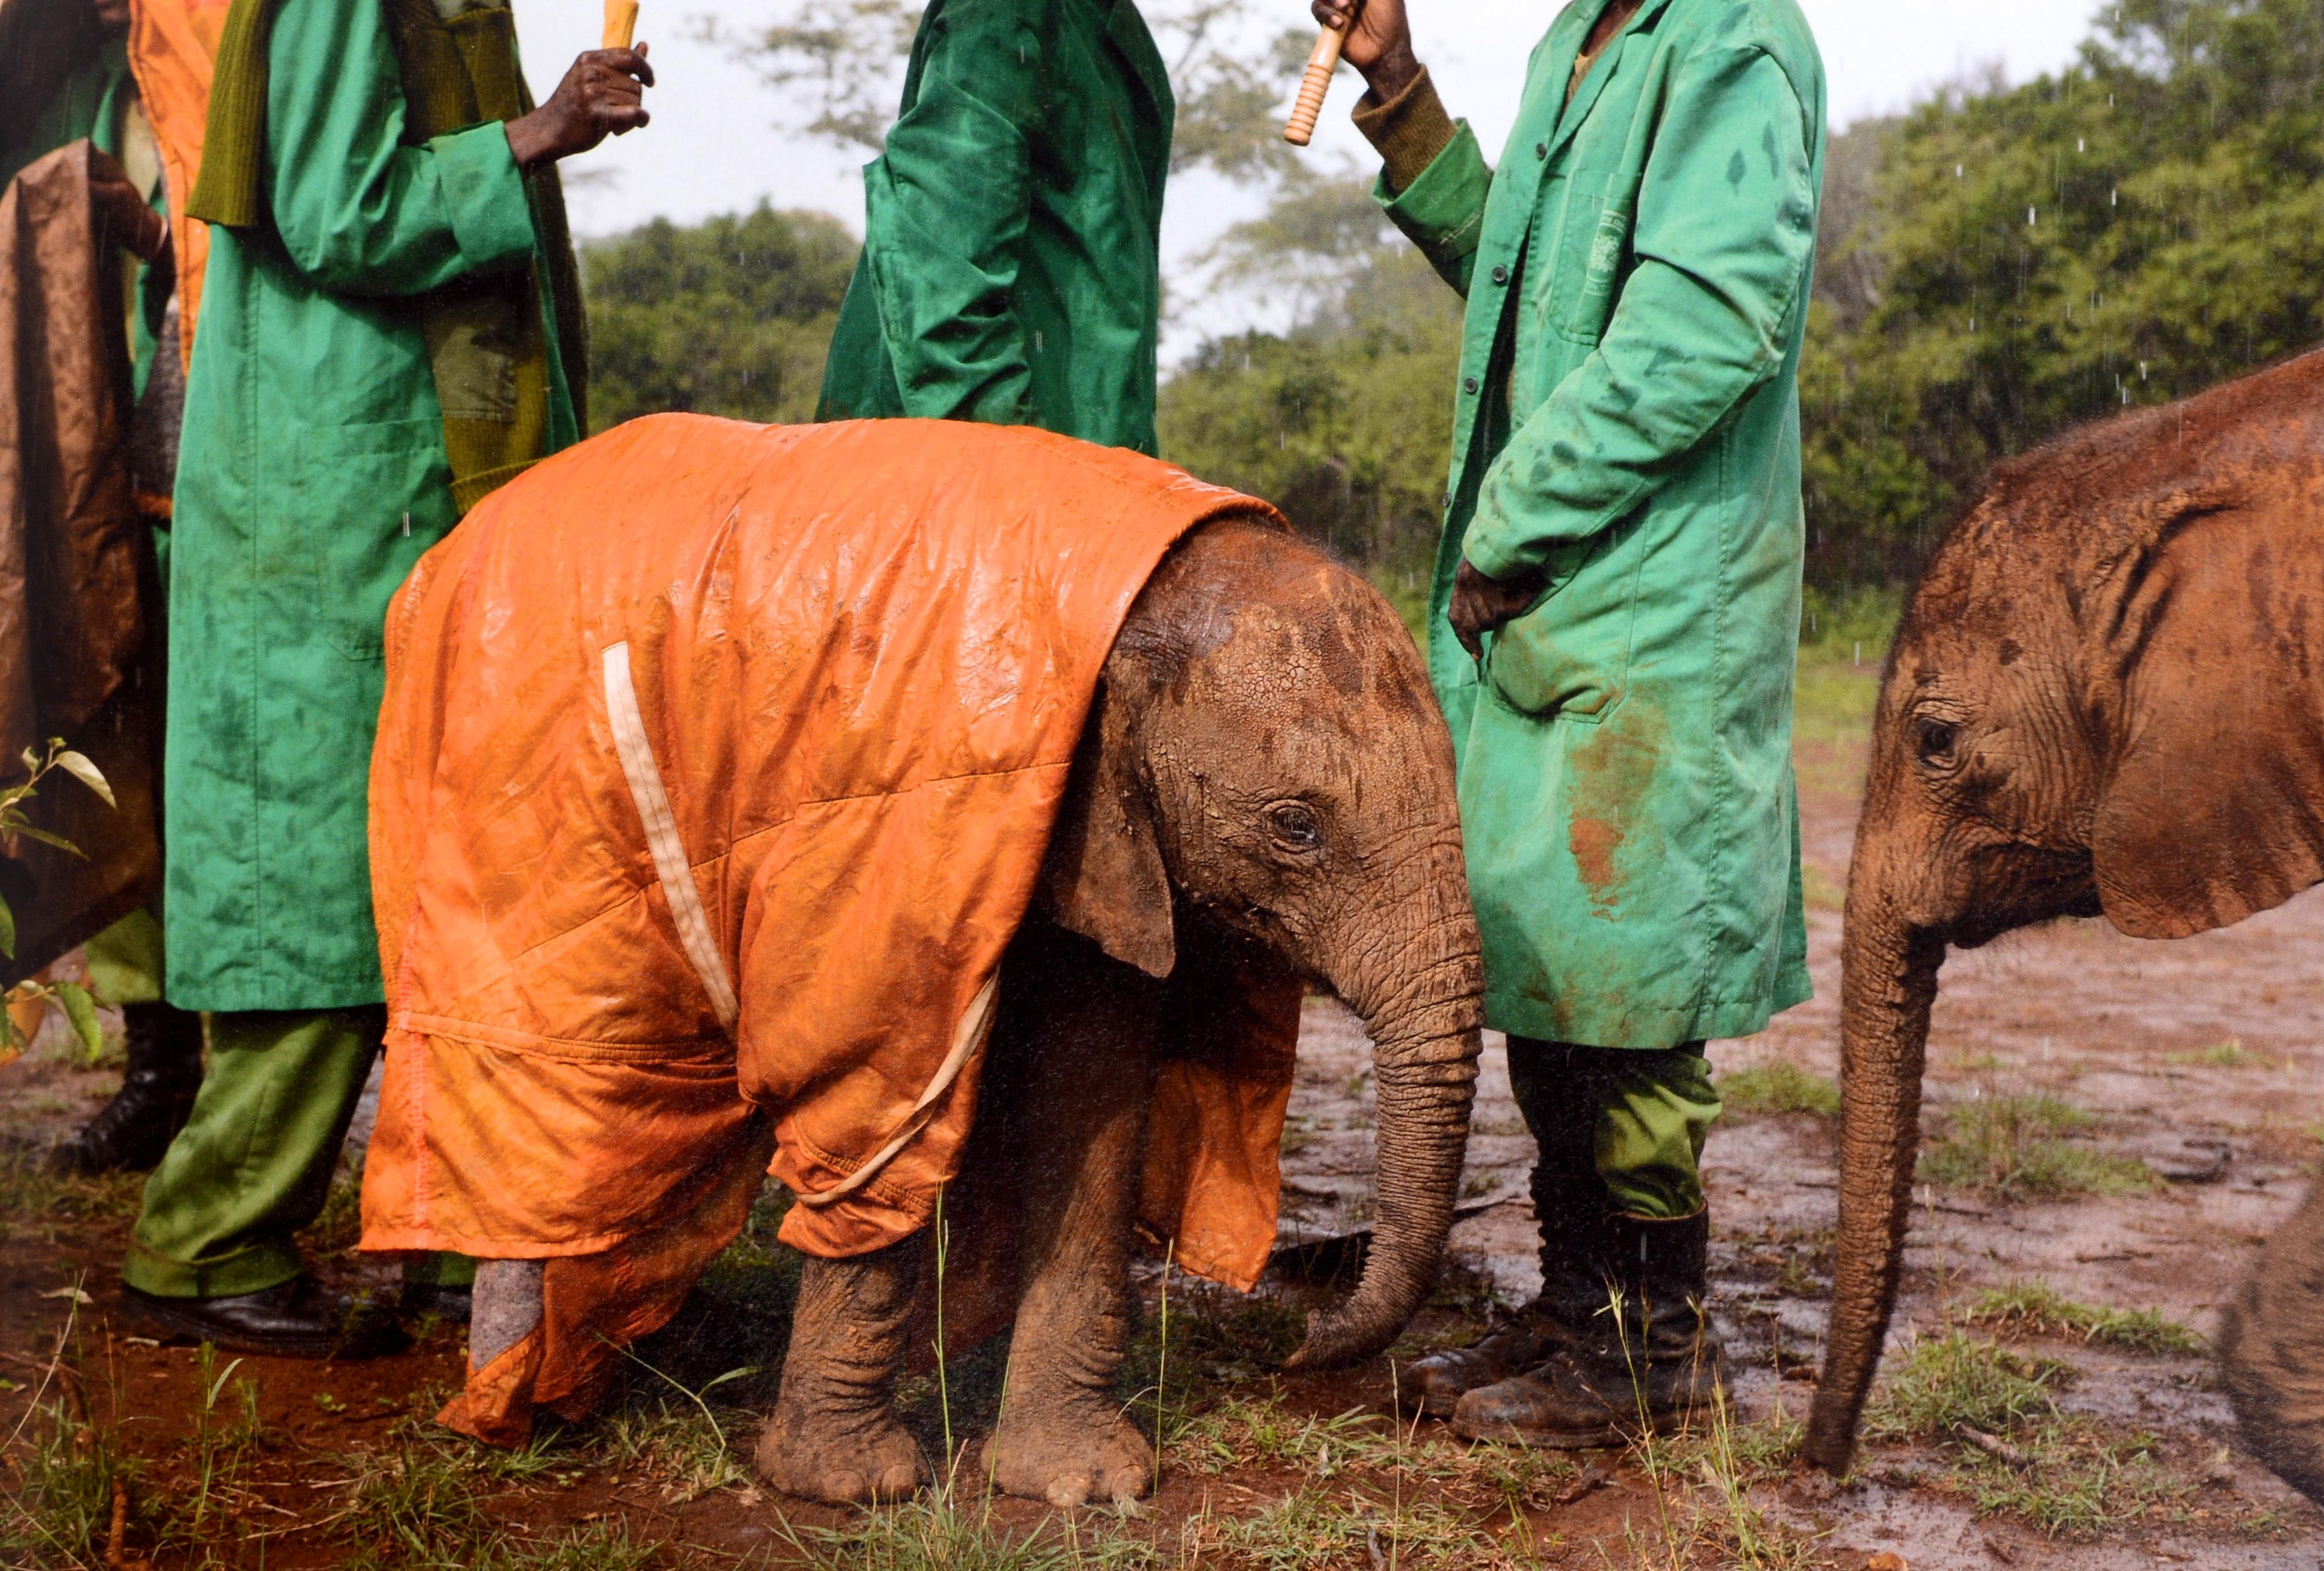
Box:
[51,1003,204,1175]
[1401,1182,1616,1418]
[755,1235,930,1505]
[1452,1210,1721,1446]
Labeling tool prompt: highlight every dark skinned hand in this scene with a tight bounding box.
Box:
[1308,0,1421,102]
[87,150,167,262]
[503,44,654,172]
[1448,558,1547,660]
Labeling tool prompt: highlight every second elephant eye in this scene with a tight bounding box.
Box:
[1267,801,1323,851]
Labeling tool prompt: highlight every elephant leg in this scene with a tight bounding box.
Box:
[2222,1179,2324,1507]
[983,929,1162,1507]
[754,1234,929,1504]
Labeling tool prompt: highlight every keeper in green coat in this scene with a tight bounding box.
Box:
[1315,0,1823,1444]
[816,0,1172,453]
[122,0,653,1356]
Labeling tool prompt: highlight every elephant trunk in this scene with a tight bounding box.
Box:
[1804,871,1945,1473]
[1288,838,1484,1371]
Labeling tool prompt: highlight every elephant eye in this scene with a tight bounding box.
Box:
[1915,717,1959,767]
[1267,801,1323,851]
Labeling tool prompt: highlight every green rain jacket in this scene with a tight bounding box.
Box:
[165,0,577,1010]
[816,0,1172,453]
[1386,0,1823,1048]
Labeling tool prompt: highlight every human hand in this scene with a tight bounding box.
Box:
[503,44,654,171]
[87,152,166,261]
[1309,0,1419,103]
[90,0,132,34]
[1447,557,1546,660]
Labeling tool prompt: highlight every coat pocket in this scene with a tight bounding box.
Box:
[295,420,457,661]
[1543,177,1637,346]
[1482,511,1646,723]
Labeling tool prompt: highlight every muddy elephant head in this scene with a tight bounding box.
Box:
[1043,517,1487,1368]
[1804,355,2324,1473]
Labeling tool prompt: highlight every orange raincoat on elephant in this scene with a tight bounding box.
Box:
[361,415,1300,1431]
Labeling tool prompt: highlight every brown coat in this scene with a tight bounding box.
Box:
[0,140,159,984]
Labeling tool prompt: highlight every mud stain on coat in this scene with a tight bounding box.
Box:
[1565,708,1665,919]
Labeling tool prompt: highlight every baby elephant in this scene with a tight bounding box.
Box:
[360,416,1485,1508]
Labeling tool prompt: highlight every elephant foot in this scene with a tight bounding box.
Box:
[982,1399,1153,1507]
[753,1398,928,1505]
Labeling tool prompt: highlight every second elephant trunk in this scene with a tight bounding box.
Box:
[1804,877,1945,1473]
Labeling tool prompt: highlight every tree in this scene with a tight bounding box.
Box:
[1801,0,2324,586]
[582,204,860,431]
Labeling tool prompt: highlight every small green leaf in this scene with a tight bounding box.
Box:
[51,751,114,808]
[56,982,102,1060]
[8,826,84,856]
[0,893,14,959]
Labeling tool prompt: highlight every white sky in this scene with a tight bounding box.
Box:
[511,0,2105,346]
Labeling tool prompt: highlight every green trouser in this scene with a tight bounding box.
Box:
[1504,1039,1721,1222]
[82,909,166,1008]
[124,1007,383,1298]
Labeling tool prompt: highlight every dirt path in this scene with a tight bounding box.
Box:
[6,658,2323,1567]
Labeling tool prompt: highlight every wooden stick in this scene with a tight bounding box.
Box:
[1282,24,1346,147]
[602,0,639,50]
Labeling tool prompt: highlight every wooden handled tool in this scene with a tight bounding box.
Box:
[1282,23,1347,147]
[603,0,639,50]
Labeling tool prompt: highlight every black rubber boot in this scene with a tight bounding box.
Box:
[1402,1172,1618,1417]
[1451,1210,1721,1446]
[51,1002,204,1175]
[123,1276,406,1360]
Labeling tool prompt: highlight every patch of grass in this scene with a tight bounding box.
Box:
[480,1519,669,1569]
[0,1399,138,1567]
[2166,1037,2256,1068]
[0,1145,145,1232]
[784,1490,1147,1570]
[1918,1093,2159,1199]
[1719,1061,1841,1118]
[1955,1416,2196,1538]
[339,1429,494,1570]
[1961,1282,2202,1356]
[1199,1487,1490,1570]
[1865,1332,2068,1441]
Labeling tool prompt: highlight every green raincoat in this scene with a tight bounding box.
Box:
[816,0,1172,454]
[165,0,579,1010]
[1387,0,1823,1048]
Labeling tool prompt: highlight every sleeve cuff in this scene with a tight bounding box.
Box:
[431,123,536,270]
[1351,65,1459,195]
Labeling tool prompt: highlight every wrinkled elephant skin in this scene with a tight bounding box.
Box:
[1805,348,2324,1476]
[758,520,1486,1505]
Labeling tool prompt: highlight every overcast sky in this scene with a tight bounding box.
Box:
[510,0,2106,346]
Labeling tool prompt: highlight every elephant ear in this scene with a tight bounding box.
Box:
[1038,675,1176,977]
[2088,496,2324,938]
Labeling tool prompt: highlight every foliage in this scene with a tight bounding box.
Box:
[1,739,113,1058]
[1157,248,1461,593]
[1961,1281,2203,1356]
[1801,0,2324,586]
[1717,1060,1841,1118]
[1919,1092,2159,1199]
[1866,1331,2069,1440]
[580,204,859,433]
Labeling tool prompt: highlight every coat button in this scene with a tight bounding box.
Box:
[1535,141,1548,160]
[1491,264,1510,285]
[1463,376,1479,394]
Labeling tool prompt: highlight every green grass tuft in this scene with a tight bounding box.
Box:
[1919,1093,2159,1199]
[1961,1281,2202,1356]
[1865,1332,2068,1440]
[1719,1061,1841,1118]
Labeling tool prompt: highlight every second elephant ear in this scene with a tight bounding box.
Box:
[2088,496,2324,938]
[1038,675,1176,977]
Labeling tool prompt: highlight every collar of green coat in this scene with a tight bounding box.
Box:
[1534,0,1676,172]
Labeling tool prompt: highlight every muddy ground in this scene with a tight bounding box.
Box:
[6,652,2323,1569]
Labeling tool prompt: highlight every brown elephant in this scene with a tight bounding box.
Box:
[750,519,1486,1505]
[1802,347,2324,1474]
[387,428,1493,1511]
